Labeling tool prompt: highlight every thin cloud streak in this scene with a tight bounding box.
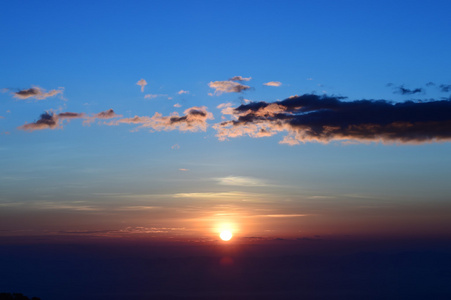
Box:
[19,109,120,131]
[12,86,64,100]
[263,81,282,87]
[216,176,267,187]
[393,85,423,95]
[229,76,252,82]
[214,94,451,145]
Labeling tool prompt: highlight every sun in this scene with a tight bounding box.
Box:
[219,230,233,241]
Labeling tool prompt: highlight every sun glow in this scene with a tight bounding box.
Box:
[220,230,233,241]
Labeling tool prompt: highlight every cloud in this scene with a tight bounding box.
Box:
[171,144,180,149]
[439,84,451,93]
[393,85,423,95]
[173,103,182,108]
[263,81,282,87]
[108,106,213,132]
[144,94,168,99]
[213,94,451,144]
[83,109,121,125]
[179,168,189,171]
[208,80,250,95]
[217,102,234,115]
[13,86,64,100]
[178,90,189,94]
[136,79,147,92]
[18,111,59,131]
[58,112,85,119]
[20,109,121,131]
[94,109,120,119]
[229,76,252,82]
[216,176,267,186]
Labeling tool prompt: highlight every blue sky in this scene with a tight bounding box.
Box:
[1,0,451,240]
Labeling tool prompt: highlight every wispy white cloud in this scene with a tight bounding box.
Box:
[178,90,189,94]
[216,176,267,187]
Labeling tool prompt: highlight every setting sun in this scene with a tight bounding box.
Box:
[220,230,233,241]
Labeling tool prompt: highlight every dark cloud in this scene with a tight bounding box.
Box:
[426,82,436,87]
[214,94,451,145]
[394,85,423,95]
[439,84,451,93]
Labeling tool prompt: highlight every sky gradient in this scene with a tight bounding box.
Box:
[2,0,451,244]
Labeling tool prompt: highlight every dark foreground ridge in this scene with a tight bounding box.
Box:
[0,293,40,300]
[1,238,451,300]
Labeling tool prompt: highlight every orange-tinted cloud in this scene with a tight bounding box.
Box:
[263,81,282,87]
[136,79,147,92]
[108,106,213,132]
[208,80,250,95]
[229,76,252,82]
[18,112,60,131]
[19,110,120,131]
[13,86,64,100]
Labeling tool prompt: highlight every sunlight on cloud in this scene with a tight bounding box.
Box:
[12,86,65,100]
[136,79,147,92]
[216,176,267,187]
[208,80,250,95]
[107,106,213,132]
[263,81,282,87]
[229,75,252,82]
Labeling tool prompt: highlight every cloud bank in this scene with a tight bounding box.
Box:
[214,94,451,145]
